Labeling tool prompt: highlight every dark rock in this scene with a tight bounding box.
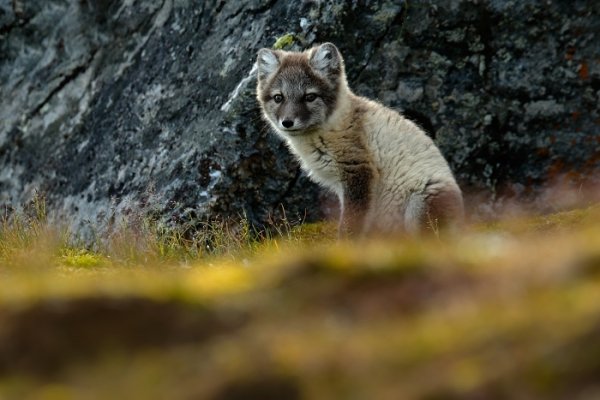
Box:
[0,0,598,237]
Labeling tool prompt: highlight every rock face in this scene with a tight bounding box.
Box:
[1,0,598,235]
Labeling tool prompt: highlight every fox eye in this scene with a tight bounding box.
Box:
[273,94,283,103]
[304,93,317,102]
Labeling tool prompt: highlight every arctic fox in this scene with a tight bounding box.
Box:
[256,42,463,236]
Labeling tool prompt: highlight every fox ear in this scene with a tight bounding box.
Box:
[257,48,280,81]
[309,42,342,79]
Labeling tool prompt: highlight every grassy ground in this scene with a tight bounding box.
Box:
[1,197,600,400]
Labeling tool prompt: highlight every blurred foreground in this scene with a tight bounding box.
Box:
[1,200,600,399]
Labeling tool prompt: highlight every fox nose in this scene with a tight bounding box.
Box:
[281,119,294,129]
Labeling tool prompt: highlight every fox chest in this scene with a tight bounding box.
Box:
[292,141,343,193]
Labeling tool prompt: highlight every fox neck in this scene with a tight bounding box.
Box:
[282,78,355,178]
[322,79,354,133]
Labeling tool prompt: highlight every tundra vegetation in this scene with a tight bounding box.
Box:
[1,193,600,399]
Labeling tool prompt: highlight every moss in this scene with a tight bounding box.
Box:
[1,202,600,398]
[185,265,256,299]
[273,33,295,50]
[59,249,107,269]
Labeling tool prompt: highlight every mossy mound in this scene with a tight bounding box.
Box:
[1,206,600,399]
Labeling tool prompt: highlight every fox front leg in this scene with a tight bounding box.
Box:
[338,164,374,238]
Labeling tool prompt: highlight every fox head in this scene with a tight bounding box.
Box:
[256,43,347,136]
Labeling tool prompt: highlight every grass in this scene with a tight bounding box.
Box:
[1,196,600,399]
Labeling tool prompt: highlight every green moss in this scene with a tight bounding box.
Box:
[59,249,107,269]
[2,195,600,399]
[273,33,295,50]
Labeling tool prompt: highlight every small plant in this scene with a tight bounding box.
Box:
[273,33,295,50]
[59,248,107,269]
[0,191,70,269]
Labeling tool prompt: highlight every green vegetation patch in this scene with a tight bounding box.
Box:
[59,249,108,269]
[273,33,295,50]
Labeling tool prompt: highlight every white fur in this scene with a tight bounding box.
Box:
[361,102,458,232]
[258,44,462,234]
[309,44,340,77]
[277,90,460,233]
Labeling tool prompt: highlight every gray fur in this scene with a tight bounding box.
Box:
[309,43,341,80]
[257,49,280,80]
